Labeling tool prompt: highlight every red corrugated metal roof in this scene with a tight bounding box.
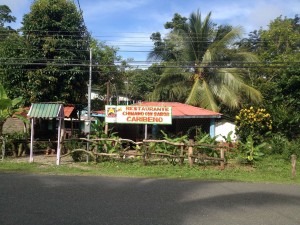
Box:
[64,106,75,118]
[14,107,30,118]
[134,102,222,118]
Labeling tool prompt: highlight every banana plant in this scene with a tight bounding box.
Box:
[240,135,266,163]
[0,84,22,137]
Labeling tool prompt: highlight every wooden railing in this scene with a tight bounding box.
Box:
[62,138,227,169]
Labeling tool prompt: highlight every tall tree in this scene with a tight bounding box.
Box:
[0,5,28,103]
[126,66,161,102]
[89,38,123,108]
[20,0,90,105]
[149,11,262,112]
[0,5,16,30]
[243,15,300,139]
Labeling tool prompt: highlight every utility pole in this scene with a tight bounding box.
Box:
[87,47,92,162]
[105,81,110,134]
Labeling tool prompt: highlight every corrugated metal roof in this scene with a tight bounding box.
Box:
[134,102,222,118]
[28,103,64,119]
[64,106,75,118]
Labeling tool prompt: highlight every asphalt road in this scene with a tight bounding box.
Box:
[0,173,299,225]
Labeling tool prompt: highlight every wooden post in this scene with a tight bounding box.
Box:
[1,137,5,161]
[220,147,225,170]
[179,144,184,165]
[56,116,63,166]
[142,142,147,166]
[291,154,297,178]
[188,139,194,167]
[29,118,34,163]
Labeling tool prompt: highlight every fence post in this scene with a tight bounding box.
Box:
[220,147,225,170]
[188,139,194,167]
[142,142,147,166]
[179,144,184,165]
[291,154,297,178]
[1,137,5,161]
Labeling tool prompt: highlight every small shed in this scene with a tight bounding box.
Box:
[27,103,64,165]
[63,104,79,138]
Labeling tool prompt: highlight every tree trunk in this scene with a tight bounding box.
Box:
[18,143,23,157]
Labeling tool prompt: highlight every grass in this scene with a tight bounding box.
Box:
[0,155,299,184]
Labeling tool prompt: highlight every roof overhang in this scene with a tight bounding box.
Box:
[133,102,222,118]
[27,103,64,119]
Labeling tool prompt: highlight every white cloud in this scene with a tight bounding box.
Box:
[1,0,299,61]
[82,0,150,21]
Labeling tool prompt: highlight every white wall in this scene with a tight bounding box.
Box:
[215,120,237,142]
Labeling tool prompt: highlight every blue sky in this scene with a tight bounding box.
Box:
[1,0,299,62]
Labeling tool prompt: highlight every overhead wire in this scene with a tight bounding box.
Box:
[0,29,299,70]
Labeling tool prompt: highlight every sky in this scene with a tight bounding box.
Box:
[1,0,299,63]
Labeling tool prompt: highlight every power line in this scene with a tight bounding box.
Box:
[0,62,298,69]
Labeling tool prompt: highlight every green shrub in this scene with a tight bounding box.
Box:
[64,139,86,162]
[90,119,120,153]
[282,138,300,160]
[5,132,29,157]
[235,107,272,144]
[237,136,266,164]
[267,133,289,155]
[193,128,219,158]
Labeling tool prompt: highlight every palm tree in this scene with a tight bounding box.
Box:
[149,10,262,112]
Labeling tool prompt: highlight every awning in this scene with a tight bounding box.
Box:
[27,103,64,119]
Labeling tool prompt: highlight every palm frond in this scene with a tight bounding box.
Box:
[147,51,163,61]
[209,26,243,54]
[212,68,263,105]
[150,68,192,102]
[234,51,259,62]
[186,79,219,111]
[240,83,263,103]
[214,84,240,109]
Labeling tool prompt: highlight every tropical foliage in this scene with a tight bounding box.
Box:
[0,3,299,163]
[148,11,262,112]
[235,107,272,144]
[0,84,22,136]
[238,15,300,139]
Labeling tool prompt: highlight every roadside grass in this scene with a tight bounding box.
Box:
[0,155,299,184]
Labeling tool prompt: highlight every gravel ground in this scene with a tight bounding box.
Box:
[2,153,74,165]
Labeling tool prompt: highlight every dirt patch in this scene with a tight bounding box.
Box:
[3,154,75,165]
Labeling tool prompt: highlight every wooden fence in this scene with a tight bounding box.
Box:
[63,138,227,169]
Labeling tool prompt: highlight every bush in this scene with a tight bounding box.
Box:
[90,119,120,153]
[266,133,300,160]
[236,136,266,164]
[193,128,219,158]
[64,139,86,162]
[282,138,300,160]
[4,132,29,157]
[235,107,272,144]
[267,133,289,155]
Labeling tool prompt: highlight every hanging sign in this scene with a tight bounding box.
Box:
[105,105,172,124]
